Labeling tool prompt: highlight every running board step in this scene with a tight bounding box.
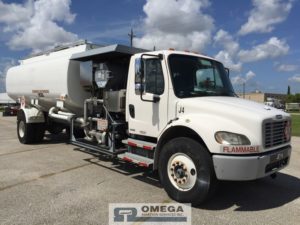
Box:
[118,152,154,168]
[122,138,156,151]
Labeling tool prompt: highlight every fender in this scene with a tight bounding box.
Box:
[17,107,45,123]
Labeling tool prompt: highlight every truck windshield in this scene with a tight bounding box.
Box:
[168,54,236,98]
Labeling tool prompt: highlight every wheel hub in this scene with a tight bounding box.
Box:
[167,153,197,191]
[171,161,188,184]
[174,165,185,178]
[19,120,25,138]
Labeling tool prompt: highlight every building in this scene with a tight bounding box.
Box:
[237,91,286,104]
[0,93,16,106]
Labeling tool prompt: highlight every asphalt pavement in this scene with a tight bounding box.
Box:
[0,115,299,225]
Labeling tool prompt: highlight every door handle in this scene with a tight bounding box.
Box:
[129,104,135,118]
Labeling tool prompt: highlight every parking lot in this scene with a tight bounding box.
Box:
[0,115,299,225]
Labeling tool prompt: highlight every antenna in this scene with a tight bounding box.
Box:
[128,28,136,47]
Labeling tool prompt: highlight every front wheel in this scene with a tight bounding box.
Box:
[159,137,217,206]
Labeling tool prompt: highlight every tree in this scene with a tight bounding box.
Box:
[286,93,300,103]
[295,93,300,103]
[287,85,291,95]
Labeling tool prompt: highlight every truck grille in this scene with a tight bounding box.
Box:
[263,120,290,148]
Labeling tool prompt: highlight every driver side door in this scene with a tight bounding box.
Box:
[127,56,169,138]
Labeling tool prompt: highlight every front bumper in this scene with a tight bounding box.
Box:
[212,146,291,181]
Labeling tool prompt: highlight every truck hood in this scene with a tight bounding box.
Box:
[176,96,289,122]
[175,96,291,152]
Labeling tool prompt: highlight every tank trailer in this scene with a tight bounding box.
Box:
[6,41,292,205]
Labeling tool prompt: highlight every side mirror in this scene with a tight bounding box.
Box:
[135,54,163,103]
[225,68,230,77]
[140,59,145,94]
[135,58,145,93]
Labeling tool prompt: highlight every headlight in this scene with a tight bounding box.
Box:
[215,131,251,145]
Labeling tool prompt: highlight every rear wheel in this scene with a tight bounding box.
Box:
[74,128,85,138]
[159,137,217,206]
[17,111,45,144]
[33,123,45,143]
[17,112,34,144]
[47,123,64,135]
[66,127,85,139]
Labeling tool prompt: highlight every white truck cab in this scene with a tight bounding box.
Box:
[6,43,292,205]
[125,50,291,203]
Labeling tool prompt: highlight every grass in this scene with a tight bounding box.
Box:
[291,114,300,137]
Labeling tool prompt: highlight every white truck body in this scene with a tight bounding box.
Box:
[6,42,292,205]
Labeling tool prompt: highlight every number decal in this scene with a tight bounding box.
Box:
[179,106,185,114]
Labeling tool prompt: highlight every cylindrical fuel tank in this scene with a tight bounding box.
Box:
[6,44,92,115]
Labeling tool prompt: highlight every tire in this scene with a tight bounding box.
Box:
[47,123,64,135]
[33,123,45,143]
[17,111,45,144]
[158,137,217,206]
[66,127,85,139]
[74,128,85,138]
[17,112,34,144]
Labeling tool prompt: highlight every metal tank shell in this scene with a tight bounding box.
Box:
[6,44,92,115]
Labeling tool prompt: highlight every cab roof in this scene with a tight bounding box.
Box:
[70,44,148,62]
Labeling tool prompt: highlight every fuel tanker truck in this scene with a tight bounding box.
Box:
[6,40,292,205]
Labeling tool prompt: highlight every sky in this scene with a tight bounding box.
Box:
[0,0,300,94]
